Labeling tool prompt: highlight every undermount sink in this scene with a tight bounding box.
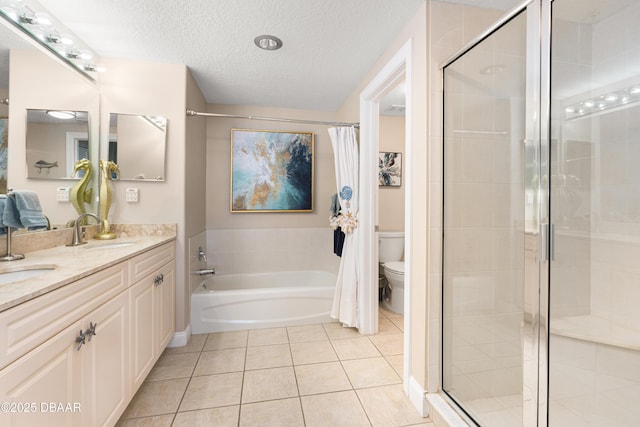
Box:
[0,265,58,285]
[84,241,137,250]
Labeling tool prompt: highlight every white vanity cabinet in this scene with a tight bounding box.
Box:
[129,242,175,391]
[0,239,176,427]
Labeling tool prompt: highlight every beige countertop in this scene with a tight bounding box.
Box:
[0,233,176,313]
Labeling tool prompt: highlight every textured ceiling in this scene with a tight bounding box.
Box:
[35,0,424,111]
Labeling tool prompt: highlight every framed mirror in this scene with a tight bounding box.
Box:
[26,108,90,179]
[107,113,167,181]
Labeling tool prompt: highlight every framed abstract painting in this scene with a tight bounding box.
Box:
[230,129,314,212]
[378,151,402,187]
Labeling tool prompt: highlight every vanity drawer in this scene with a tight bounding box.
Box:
[0,263,127,369]
[129,242,175,284]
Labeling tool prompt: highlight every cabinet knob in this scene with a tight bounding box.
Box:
[75,330,86,351]
[85,322,98,341]
[154,273,164,286]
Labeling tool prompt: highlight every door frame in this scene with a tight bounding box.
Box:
[359,39,413,392]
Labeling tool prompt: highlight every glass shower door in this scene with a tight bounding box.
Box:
[548,0,640,425]
[442,10,529,426]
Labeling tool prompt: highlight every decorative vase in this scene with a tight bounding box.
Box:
[69,158,93,226]
[94,160,119,240]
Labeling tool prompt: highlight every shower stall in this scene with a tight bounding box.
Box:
[441,0,640,425]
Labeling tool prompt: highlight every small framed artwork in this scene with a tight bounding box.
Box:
[231,129,314,212]
[378,152,402,187]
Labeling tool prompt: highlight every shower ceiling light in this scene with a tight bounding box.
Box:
[254,35,283,51]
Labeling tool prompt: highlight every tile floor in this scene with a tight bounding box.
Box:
[117,308,433,427]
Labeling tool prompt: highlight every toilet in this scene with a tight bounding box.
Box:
[378,231,405,314]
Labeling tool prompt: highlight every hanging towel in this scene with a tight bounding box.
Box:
[6,191,48,230]
[330,193,345,256]
[330,193,341,217]
[334,227,345,257]
[2,193,23,230]
[0,195,7,235]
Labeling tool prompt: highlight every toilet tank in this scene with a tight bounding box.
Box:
[378,231,405,263]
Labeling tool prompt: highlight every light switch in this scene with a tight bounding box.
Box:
[125,188,139,203]
[56,187,70,202]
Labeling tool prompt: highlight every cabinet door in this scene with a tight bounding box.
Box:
[130,277,155,392]
[155,261,175,354]
[82,292,129,427]
[0,321,83,427]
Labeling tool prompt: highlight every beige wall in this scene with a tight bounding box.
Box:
[8,49,99,226]
[185,71,207,238]
[206,104,338,230]
[185,69,208,318]
[99,56,192,332]
[336,1,430,391]
[379,115,406,232]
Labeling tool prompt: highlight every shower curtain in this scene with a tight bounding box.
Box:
[328,126,359,327]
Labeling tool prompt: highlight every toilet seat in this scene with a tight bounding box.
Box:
[384,261,404,275]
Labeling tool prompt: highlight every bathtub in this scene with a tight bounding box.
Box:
[191,270,337,334]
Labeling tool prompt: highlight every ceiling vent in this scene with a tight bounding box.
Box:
[384,104,406,113]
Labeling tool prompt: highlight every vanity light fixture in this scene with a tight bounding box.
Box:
[0,0,100,78]
[254,34,283,51]
[46,110,76,120]
[564,83,640,119]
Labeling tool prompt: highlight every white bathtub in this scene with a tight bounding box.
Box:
[191,270,337,334]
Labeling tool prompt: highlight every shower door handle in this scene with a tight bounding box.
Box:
[542,223,555,262]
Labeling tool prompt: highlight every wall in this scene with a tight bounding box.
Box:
[99,56,191,332]
[204,104,342,278]
[206,104,339,230]
[8,49,99,225]
[379,115,406,232]
[185,69,207,306]
[336,0,429,396]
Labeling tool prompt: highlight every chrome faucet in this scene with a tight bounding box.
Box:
[193,268,215,276]
[67,213,99,246]
[198,246,207,262]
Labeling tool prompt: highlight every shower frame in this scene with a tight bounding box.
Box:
[440,0,551,425]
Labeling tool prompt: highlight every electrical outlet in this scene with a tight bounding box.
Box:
[125,188,139,203]
[56,187,70,202]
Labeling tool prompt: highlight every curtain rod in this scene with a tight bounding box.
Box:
[186,109,359,128]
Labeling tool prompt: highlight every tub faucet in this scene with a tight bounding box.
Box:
[193,268,215,276]
[67,213,99,246]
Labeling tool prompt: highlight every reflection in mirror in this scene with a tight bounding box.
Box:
[108,113,167,181]
[26,109,90,179]
[0,115,6,194]
[2,24,100,227]
[0,14,36,195]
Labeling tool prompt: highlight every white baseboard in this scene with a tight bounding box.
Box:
[167,324,191,348]
[408,376,429,417]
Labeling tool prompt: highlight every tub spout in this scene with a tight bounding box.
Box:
[193,268,215,276]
